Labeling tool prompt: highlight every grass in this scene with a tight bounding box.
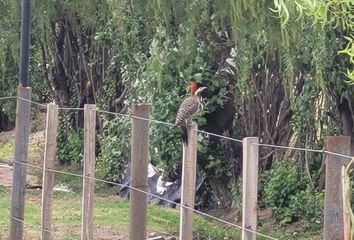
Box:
[0,131,322,239]
[0,140,13,158]
[0,130,44,160]
[0,187,243,239]
[1,185,319,239]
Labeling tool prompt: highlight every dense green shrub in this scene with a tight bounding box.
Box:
[261,159,323,228]
[96,116,131,182]
[56,115,84,165]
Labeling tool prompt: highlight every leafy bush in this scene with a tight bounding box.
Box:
[261,159,323,228]
[289,189,323,228]
[56,114,84,165]
[96,116,131,182]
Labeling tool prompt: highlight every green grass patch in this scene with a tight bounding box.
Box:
[0,140,13,158]
[52,166,83,193]
[0,187,244,239]
[0,185,320,239]
[51,165,119,196]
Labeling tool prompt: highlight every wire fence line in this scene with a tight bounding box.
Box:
[1,95,352,239]
[8,159,278,240]
[8,214,61,239]
[253,142,353,159]
[0,95,352,159]
[98,109,244,143]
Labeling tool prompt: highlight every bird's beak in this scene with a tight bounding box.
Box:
[195,87,207,95]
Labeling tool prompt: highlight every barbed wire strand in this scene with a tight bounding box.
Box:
[11,159,278,240]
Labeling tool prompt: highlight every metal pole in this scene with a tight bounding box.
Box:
[19,0,32,87]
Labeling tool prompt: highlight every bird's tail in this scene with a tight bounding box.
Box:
[181,125,188,146]
[173,124,188,146]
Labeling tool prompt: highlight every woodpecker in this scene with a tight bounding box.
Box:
[174,82,207,145]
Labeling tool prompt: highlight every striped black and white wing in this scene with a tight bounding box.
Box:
[174,96,199,127]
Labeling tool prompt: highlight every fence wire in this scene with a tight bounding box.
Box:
[8,212,61,239]
[1,96,351,158]
[7,160,278,240]
[1,95,353,240]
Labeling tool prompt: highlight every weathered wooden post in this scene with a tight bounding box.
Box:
[323,136,351,240]
[9,87,32,240]
[81,104,96,240]
[9,0,33,237]
[179,122,198,240]
[129,103,150,240]
[242,137,259,240]
[341,165,351,240]
[41,103,59,240]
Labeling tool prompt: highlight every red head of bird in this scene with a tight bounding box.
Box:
[189,82,206,96]
[190,82,198,94]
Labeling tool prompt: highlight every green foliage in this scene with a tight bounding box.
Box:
[288,189,324,228]
[262,159,304,224]
[56,114,84,165]
[53,166,83,193]
[261,159,323,228]
[96,116,131,182]
[0,139,13,158]
[339,35,354,82]
[0,0,353,223]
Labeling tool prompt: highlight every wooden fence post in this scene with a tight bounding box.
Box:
[341,165,350,240]
[41,103,59,240]
[179,122,198,240]
[9,86,32,240]
[81,104,96,240]
[242,137,259,240]
[323,136,351,240]
[129,103,150,240]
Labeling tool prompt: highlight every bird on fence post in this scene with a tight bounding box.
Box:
[174,82,206,145]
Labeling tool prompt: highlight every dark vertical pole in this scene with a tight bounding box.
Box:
[19,0,32,87]
[8,1,32,239]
